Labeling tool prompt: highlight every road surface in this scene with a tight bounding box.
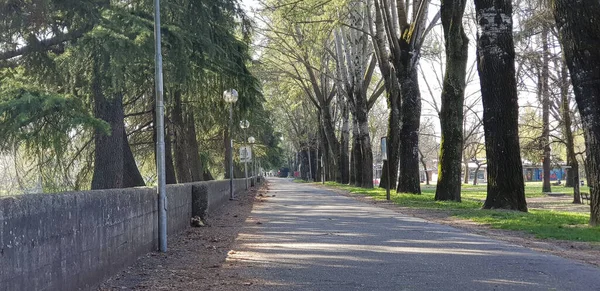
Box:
[225,178,600,290]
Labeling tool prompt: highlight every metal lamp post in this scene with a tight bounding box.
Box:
[153,0,168,253]
[240,120,250,190]
[248,136,256,186]
[223,89,238,200]
[381,137,390,201]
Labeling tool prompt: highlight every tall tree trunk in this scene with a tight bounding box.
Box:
[559,61,580,202]
[553,0,600,225]
[419,150,430,185]
[397,69,422,194]
[122,129,146,188]
[358,118,373,188]
[464,158,470,184]
[322,106,342,182]
[340,102,351,184]
[300,148,308,180]
[349,149,356,185]
[350,117,363,186]
[379,88,401,190]
[565,157,575,187]
[435,0,469,202]
[164,122,177,184]
[541,27,552,193]
[473,164,482,185]
[172,90,193,183]
[185,111,203,181]
[204,169,214,181]
[318,121,332,181]
[370,0,401,190]
[91,91,124,189]
[474,0,527,211]
[91,54,124,190]
[355,93,374,189]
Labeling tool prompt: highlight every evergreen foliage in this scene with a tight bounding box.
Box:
[0,0,281,192]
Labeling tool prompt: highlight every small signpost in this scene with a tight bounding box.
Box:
[381,137,390,201]
[240,146,252,163]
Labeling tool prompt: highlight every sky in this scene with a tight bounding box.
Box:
[241,0,259,11]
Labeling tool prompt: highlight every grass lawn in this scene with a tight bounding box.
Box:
[316,181,600,242]
[420,182,590,201]
[293,178,310,183]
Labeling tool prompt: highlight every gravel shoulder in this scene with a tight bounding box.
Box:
[98,183,269,291]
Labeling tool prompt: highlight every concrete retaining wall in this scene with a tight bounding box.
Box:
[192,179,248,220]
[0,178,256,291]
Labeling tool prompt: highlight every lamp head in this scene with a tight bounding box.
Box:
[248,136,256,144]
[240,119,250,129]
[223,89,238,103]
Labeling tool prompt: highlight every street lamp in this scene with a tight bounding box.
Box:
[240,120,250,190]
[248,136,256,186]
[154,0,167,253]
[223,89,238,200]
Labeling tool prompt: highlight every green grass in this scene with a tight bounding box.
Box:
[454,209,598,241]
[522,181,590,196]
[315,181,600,242]
[293,178,309,183]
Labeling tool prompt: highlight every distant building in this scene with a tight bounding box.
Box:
[523,166,567,182]
[464,162,487,184]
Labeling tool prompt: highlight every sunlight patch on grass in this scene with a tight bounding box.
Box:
[453,210,599,242]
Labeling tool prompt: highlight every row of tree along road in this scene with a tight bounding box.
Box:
[0,0,598,226]
[256,0,600,226]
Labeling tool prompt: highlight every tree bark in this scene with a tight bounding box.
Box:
[435,0,469,202]
[340,103,351,184]
[351,118,363,186]
[370,0,428,194]
[355,92,374,188]
[463,159,470,184]
[379,88,401,190]
[172,90,193,183]
[396,69,422,194]
[322,105,342,182]
[541,27,552,193]
[474,0,527,211]
[419,150,430,185]
[553,0,600,225]
[91,90,124,190]
[370,0,401,190]
[318,120,332,181]
[91,54,124,190]
[164,122,177,184]
[473,164,482,185]
[122,129,145,188]
[185,111,203,181]
[559,61,580,203]
[357,115,374,188]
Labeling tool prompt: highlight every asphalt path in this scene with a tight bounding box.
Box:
[226,178,600,290]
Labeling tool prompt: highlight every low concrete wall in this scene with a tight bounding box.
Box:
[191,178,249,220]
[0,178,257,291]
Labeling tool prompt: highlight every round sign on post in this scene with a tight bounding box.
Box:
[381,137,390,200]
[381,137,387,161]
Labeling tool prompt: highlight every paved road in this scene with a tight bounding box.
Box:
[226,178,600,290]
